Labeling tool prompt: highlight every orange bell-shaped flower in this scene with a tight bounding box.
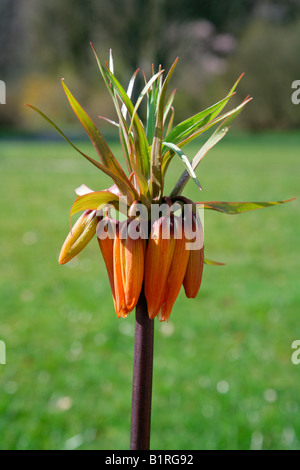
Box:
[144,216,176,319]
[158,216,190,322]
[113,220,145,318]
[97,216,118,311]
[183,213,204,298]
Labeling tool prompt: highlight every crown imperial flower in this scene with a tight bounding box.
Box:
[29,48,292,322]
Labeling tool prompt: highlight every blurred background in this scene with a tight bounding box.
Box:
[1,0,300,130]
[0,0,300,450]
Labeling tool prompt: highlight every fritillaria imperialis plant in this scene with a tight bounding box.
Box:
[28,47,292,450]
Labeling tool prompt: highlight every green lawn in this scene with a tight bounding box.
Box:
[0,132,299,450]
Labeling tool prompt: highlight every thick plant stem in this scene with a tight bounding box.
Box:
[130,286,154,450]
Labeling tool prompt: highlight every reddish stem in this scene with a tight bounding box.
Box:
[130,286,154,450]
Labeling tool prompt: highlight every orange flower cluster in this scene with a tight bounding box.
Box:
[144,211,204,322]
[97,209,204,322]
[59,200,204,321]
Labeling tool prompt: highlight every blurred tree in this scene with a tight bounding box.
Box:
[0,0,28,81]
[31,0,96,76]
[1,0,300,129]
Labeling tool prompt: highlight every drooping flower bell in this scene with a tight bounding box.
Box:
[97,215,119,312]
[144,214,176,319]
[113,219,145,318]
[158,215,190,322]
[144,198,205,321]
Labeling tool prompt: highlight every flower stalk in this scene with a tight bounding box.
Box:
[130,286,154,450]
[28,47,294,450]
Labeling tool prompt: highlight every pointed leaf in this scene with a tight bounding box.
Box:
[105,68,151,178]
[128,69,164,134]
[61,80,130,182]
[166,106,175,135]
[26,104,138,203]
[163,93,235,152]
[169,96,250,196]
[70,190,122,217]
[162,73,245,155]
[163,141,202,191]
[150,57,179,202]
[176,97,252,150]
[204,258,226,266]
[163,89,177,126]
[122,68,139,119]
[162,74,244,152]
[201,199,295,214]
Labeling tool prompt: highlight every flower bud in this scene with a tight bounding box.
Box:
[59,210,98,265]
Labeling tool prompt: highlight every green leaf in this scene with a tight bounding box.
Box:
[128,69,164,134]
[61,80,126,176]
[169,95,250,197]
[70,191,122,217]
[130,161,151,204]
[169,128,227,197]
[122,69,139,119]
[162,96,252,180]
[27,104,138,203]
[204,258,226,266]
[201,199,296,214]
[163,88,177,126]
[163,93,235,153]
[91,46,139,176]
[145,68,162,143]
[162,73,245,156]
[163,141,202,191]
[150,57,179,202]
[105,67,151,179]
[166,106,175,135]
[176,97,252,150]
